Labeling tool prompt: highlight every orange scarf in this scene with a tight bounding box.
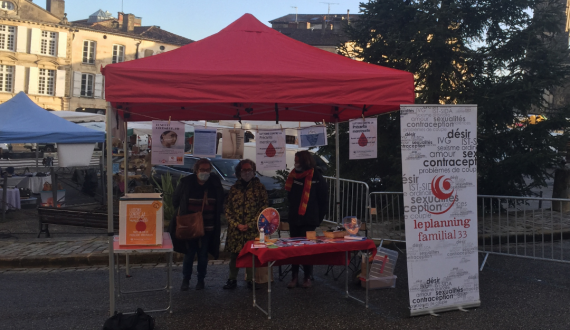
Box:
[284,169,314,216]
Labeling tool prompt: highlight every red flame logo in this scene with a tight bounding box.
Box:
[265,143,276,157]
[358,133,368,147]
[427,175,456,215]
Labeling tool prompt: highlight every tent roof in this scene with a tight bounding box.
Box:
[0,92,105,143]
[51,111,106,123]
[102,14,414,123]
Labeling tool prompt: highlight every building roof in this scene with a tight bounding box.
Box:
[269,13,361,24]
[275,28,349,46]
[88,9,114,23]
[71,19,193,45]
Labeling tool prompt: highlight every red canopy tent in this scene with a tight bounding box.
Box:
[101,14,414,315]
[102,13,413,122]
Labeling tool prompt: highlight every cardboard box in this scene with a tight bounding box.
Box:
[119,193,163,245]
[324,231,345,238]
[252,266,274,283]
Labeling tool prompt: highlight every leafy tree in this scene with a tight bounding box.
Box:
[326,0,570,196]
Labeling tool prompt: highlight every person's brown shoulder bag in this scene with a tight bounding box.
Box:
[175,191,207,240]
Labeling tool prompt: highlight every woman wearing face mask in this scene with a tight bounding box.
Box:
[169,158,224,291]
[285,150,328,288]
[223,159,268,289]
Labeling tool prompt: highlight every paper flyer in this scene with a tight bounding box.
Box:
[299,126,327,148]
[349,118,377,159]
[193,127,218,157]
[256,129,286,171]
[221,128,244,159]
[400,105,480,316]
[151,121,184,165]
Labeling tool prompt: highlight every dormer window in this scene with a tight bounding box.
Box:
[0,2,14,11]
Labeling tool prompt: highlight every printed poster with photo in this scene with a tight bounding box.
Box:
[151,121,184,165]
[349,118,377,160]
[193,127,218,157]
[400,105,479,316]
[221,128,245,159]
[299,126,327,148]
[256,129,286,171]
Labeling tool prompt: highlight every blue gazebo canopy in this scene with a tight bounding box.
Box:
[0,92,105,143]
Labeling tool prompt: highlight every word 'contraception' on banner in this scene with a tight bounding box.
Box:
[256,129,286,171]
[151,121,185,165]
[349,118,377,160]
[400,105,480,316]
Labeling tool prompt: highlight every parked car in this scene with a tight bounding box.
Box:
[24,143,57,152]
[151,155,288,219]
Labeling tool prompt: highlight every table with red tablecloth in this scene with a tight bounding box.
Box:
[236,238,377,319]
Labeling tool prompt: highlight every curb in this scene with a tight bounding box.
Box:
[0,250,232,269]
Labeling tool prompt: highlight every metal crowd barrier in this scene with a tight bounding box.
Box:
[367,192,570,264]
[323,176,370,232]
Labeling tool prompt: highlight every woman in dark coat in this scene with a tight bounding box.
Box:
[168,158,224,291]
[285,150,328,288]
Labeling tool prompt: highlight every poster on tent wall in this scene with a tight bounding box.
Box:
[151,121,184,165]
[299,126,327,148]
[193,127,217,157]
[256,129,286,171]
[221,128,244,159]
[400,104,480,316]
[349,118,377,159]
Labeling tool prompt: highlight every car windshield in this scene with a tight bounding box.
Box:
[211,159,240,178]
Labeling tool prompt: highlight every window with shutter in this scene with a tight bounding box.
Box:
[94,74,103,98]
[40,31,57,56]
[112,45,125,63]
[38,69,55,95]
[81,73,94,97]
[83,40,96,64]
[0,25,15,51]
[72,71,81,97]
[0,65,13,92]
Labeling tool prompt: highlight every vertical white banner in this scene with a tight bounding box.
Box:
[400,105,480,316]
[151,121,184,165]
[193,127,217,157]
[349,118,377,159]
[221,128,244,159]
[256,129,286,171]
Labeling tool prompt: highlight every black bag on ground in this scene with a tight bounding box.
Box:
[103,308,155,330]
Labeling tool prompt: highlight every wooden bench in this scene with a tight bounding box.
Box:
[37,206,119,238]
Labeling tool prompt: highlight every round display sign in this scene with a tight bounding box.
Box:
[257,207,280,235]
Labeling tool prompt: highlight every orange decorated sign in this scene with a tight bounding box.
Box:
[119,194,164,246]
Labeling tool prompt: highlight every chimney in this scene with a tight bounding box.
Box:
[322,16,326,34]
[123,13,135,32]
[347,9,350,24]
[46,0,65,19]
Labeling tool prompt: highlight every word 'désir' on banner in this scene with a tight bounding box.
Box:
[256,129,286,171]
[151,120,185,165]
[349,118,377,160]
[400,105,480,316]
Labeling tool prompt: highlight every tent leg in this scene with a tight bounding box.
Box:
[35,148,39,172]
[106,102,116,316]
[2,173,7,222]
[123,123,128,195]
[50,168,57,208]
[335,120,340,224]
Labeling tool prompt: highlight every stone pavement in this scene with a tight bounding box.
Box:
[0,225,333,268]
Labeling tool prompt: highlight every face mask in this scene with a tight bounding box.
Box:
[294,163,303,172]
[242,171,254,182]
[197,172,210,182]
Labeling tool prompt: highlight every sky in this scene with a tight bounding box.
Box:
[64,0,367,41]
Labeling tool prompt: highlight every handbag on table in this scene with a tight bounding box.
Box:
[175,191,207,240]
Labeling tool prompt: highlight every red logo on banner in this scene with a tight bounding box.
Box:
[358,133,368,147]
[135,221,147,232]
[265,143,276,157]
[427,175,456,214]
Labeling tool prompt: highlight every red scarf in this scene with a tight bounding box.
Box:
[284,169,314,216]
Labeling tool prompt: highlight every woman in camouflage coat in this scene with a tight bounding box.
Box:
[223,159,268,289]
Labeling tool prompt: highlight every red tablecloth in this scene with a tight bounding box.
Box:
[236,239,377,268]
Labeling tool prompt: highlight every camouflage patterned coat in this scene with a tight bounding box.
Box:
[225,177,268,254]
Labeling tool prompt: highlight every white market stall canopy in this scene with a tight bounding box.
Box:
[51,111,106,123]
